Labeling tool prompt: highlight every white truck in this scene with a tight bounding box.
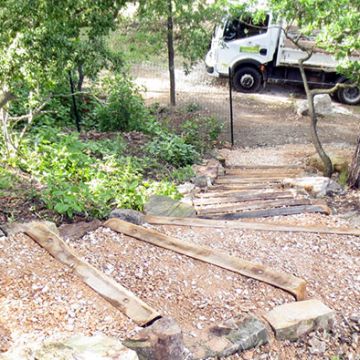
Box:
[205,13,360,105]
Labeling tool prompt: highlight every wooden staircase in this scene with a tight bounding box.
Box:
[193,166,330,219]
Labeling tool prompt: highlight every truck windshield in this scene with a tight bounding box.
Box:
[223,15,269,41]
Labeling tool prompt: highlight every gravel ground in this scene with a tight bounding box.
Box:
[1,213,359,359]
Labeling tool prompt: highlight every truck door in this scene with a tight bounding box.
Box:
[216,15,276,76]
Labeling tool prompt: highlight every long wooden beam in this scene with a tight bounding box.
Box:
[25,223,160,326]
[144,215,360,237]
[104,218,307,301]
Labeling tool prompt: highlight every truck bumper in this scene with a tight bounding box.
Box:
[205,50,220,77]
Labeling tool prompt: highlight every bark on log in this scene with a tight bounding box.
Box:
[25,223,160,326]
[144,215,360,237]
[104,219,307,300]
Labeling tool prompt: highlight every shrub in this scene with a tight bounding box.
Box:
[181,115,223,154]
[93,74,150,132]
[146,132,200,168]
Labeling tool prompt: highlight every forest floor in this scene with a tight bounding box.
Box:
[1,64,360,359]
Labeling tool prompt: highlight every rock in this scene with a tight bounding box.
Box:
[297,94,333,117]
[59,220,102,240]
[264,299,335,341]
[187,316,268,359]
[144,195,196,218]
[192,175,211,188]
[3,334,138,360]
[282,176,344,197]
[0,221,59,238]
[308,337,327,355]
[193,159,224,185]
[124,317,187,360]
[177,182,196,196]
[109,209,145,225]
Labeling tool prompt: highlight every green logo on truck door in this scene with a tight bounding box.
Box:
[239,45,260,53]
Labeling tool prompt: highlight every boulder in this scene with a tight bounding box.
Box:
[124,317,188,360]
[144,195,196,218]
[186,315,268,359]
[2,334,138,360]
[59,220,102,240]
[192,159,225,186]
[282,176,344,197]
[264,299,335,341]
[176,182,196,196]
[109,209,145,225]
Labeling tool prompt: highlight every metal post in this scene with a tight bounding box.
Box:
[228,67,234,146]
[69,71,81,132]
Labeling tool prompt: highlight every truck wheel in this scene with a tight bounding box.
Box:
[233,67,262,93]
[337,84,360,105]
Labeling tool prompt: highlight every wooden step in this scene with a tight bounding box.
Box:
[196,198,314,216]
[202,204,331,219]
[193,191,297,206]
[215,177,283,185]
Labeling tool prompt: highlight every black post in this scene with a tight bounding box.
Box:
[69,71,81,132]
[228,67,234,146]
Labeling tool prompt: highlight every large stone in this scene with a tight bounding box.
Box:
[144,195,196,218]
[283,176,344,197]
[124,317,188,360]
[192,159,224,185]
[2,334,138,360]
[109,209,145,225]
[187,316,268,359]
[264,299,335,341]
[59,220,102,240]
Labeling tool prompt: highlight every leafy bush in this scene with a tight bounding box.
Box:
[167,165,195,183]
[16,128,179,219]
[147,132,200,168]
[93,74,150,132]
[181,115,223,154]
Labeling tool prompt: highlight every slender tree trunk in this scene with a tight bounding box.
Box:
[298,60,333,177]
[348,136,360,188]
[77,63,85,92]
[167,0,176,106]
[69,71,81,132]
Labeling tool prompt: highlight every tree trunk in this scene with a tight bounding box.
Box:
[298,60,333,177]
[167,0,176,106]
[348,135,360,188]
[69,71,81,132]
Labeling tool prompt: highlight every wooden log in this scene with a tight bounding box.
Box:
[193,191,296,206]
[104,218,307,301]
[216,177,282,185]
[144,215,360,237]
[206,204,331,219]
[210,183,281,191]
[195,189,297,199]
[25,223,160,326]
[225,169,302,177]
[196,198,313,216]
[227,165,302,170]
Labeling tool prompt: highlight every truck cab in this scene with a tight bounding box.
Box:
[205,13,360,105]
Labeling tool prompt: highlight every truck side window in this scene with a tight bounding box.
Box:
[224,15,269,41]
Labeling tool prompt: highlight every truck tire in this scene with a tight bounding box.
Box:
[233,67,262,93]
[336,83,360,105]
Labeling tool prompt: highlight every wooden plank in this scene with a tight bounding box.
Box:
[196,189,296,199]
[227,165,302,170]
[197,198,313,216]
[216,177,283,185]
[210,183,281,191]
[144,215,360,237]
[205,204,331,219]
[25,223,160,326]
[225,169,302,177]
[105,218,307,300]
[193,191,296,206]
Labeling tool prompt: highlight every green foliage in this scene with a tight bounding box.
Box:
[147,132,200,168]
[92,74,151,132]
[14,128,179,219]
[167,165,195,183]
[181,115,223,154]
[0,168,17,192]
